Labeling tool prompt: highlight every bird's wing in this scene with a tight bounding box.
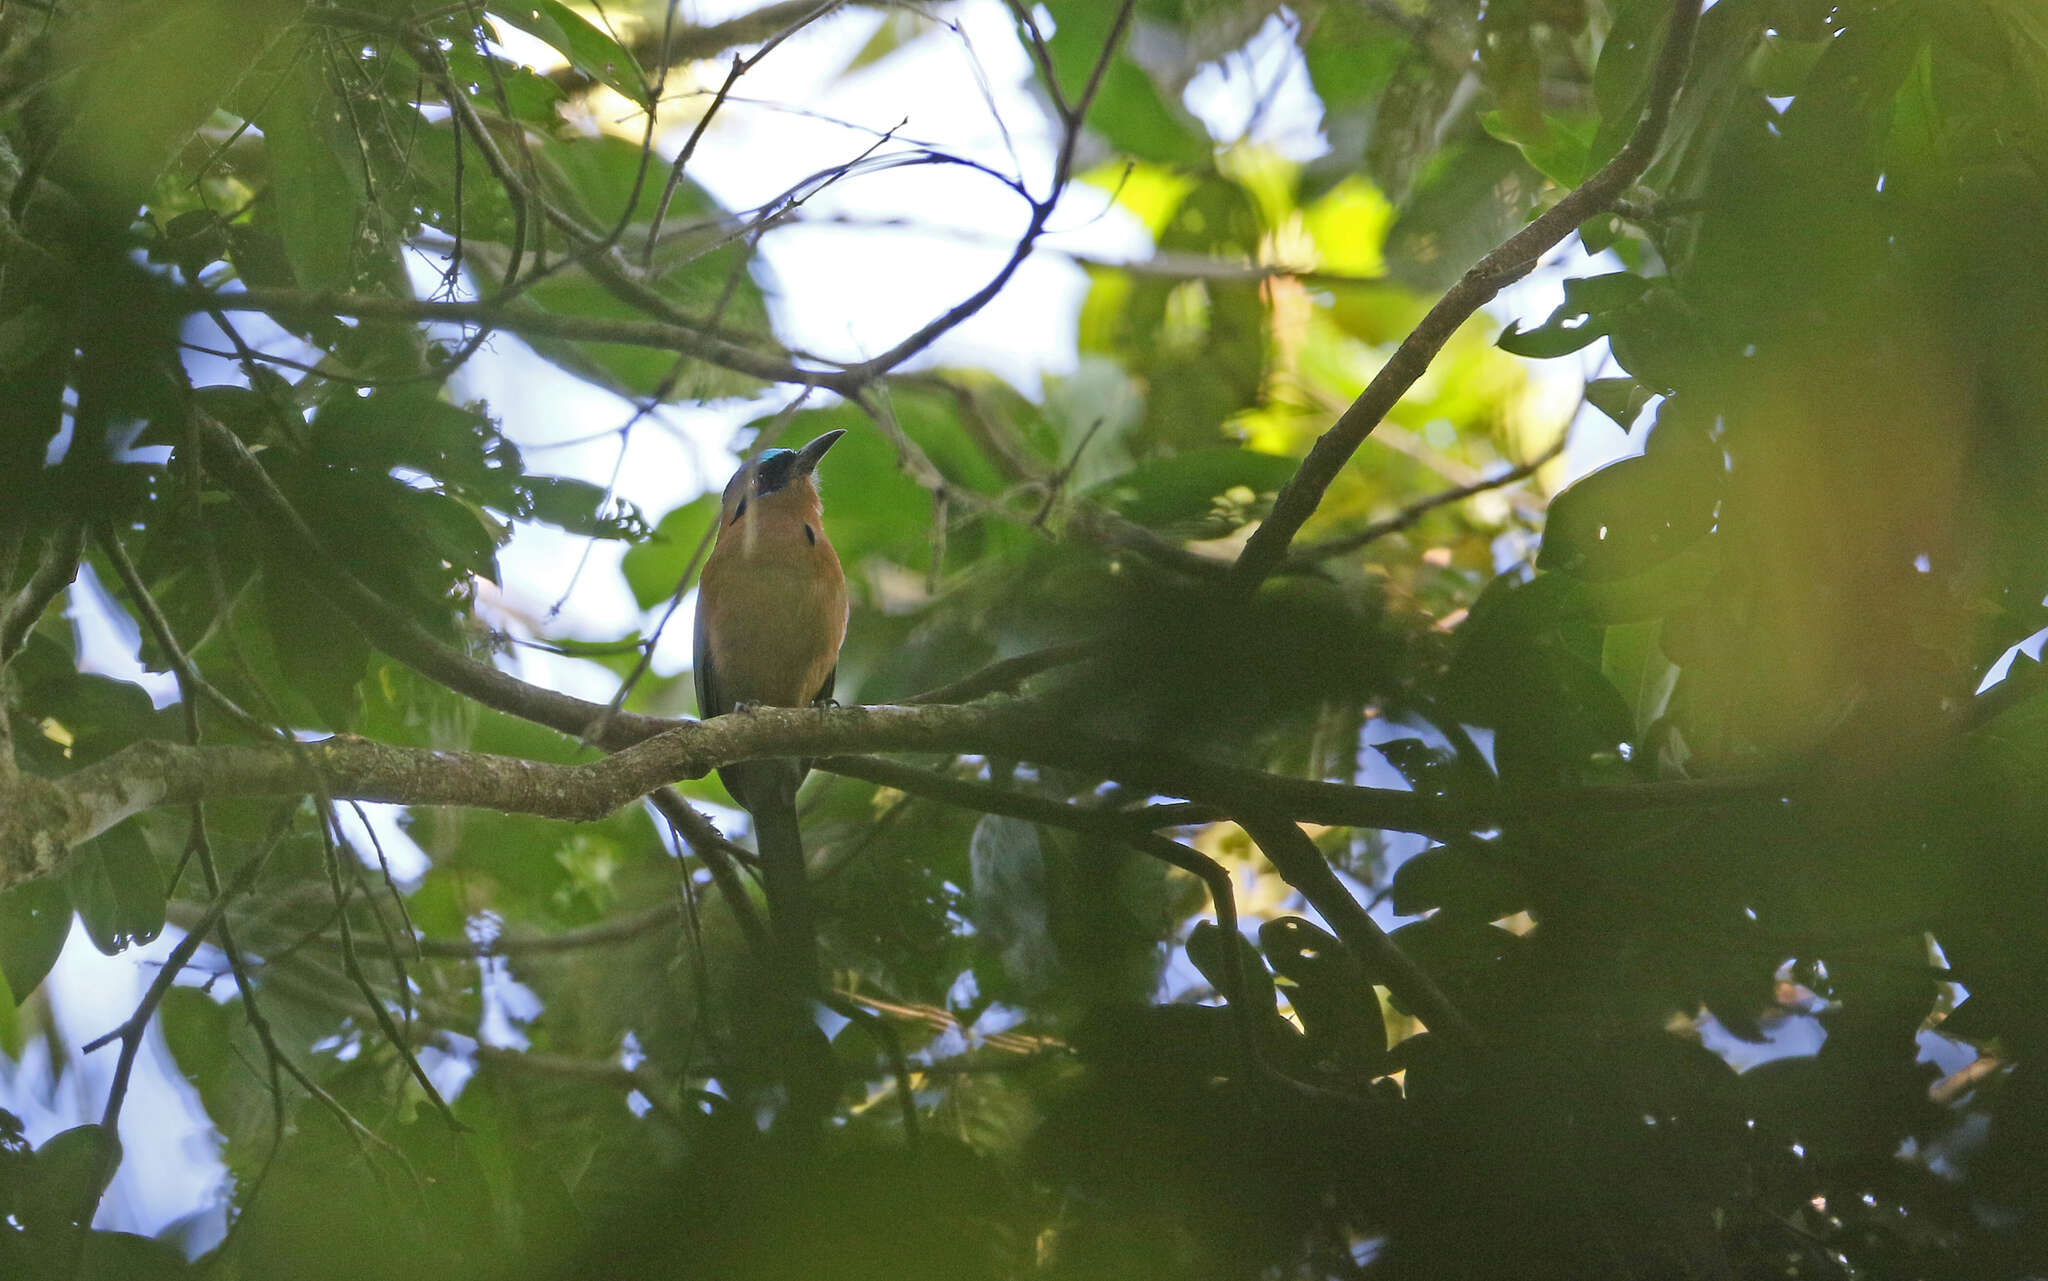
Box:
[693,587,722,719]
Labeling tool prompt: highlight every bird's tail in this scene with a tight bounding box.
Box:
[727,760,836,1130]
[745,771,818,997]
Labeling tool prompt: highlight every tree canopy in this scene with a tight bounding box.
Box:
[2,0,2046,1276]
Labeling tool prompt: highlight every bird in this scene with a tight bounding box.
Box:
[693,428,849,1002]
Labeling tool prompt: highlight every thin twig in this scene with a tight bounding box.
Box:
[836,1,1137,383]
[1286,430,1567,566]
[89,803,298,1201]
[903,641,1095,705]
[97,530,272,735]
[641,4,841,266]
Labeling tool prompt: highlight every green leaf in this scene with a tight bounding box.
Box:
[1478,13,1546,146]
[842,11,936,76]
[521,475,648,540]
[1385,139,1536,292]
[257,570,370,731]
[1383,916,1521,1014]
[1296,3,1411,113]
[1389,840,1528,920]
[1584,376,1656,430]
[254,38,373,292]
[490,1,649,107]
[1087,59,1215,167]
[77,1229,191,1280]
[0,305,59,375]
[1603,284,1700,392]
[1588,0,1673,171]
[621,494,717,611]
[1036,3,1210,167]
[1497,272,1653,360]
[24,1124,118,1231]
[159,987,237,1129]
[1374,736,1492,800]
[0,878,72,1003]
[1601,617,1679,735]
[1488,647,1638,785]
[462,137,773,401]
[532,131,670,232]
[411,122,521,246]
[1480,108,1598,186]
[0,973,16,1058]
[445,43,567,126]
[16,667,175,769]
[46,0,298,212]
[1258,916,1386,1068]
[1450,552,1716,778]
[1088,448,1299,536]
[394,488,504,585]
[1186,920,1275,1011]
[1083,174,1272,451]
[1539,407,1721,580]
[310,388,511,501]
[1562,271,1653,311]
[1751,30,1830,98]
[1496,314,1608,359]
[64,827,166,956]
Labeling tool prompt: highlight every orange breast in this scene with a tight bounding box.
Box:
[699,498,848,710]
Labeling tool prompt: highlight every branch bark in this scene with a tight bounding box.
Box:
[0,699,1479,894]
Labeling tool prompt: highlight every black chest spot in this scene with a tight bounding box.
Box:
[804,524,816,545]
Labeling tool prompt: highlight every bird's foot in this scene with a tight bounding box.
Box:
[732,700,763,715]
[811,696,840,710]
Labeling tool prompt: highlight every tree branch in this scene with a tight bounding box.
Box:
[904,640,1096,705]
[0,701,1409,887]
[1239,815,1480,1050]
[0,516,84,664]
[1227,0,1702,590]
[0,682,1776,897]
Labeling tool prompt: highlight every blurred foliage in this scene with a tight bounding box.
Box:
[0,0,2044,1277]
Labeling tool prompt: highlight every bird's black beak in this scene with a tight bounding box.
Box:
[794,429,846,475]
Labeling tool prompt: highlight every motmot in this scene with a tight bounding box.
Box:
[693,428,848,997]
